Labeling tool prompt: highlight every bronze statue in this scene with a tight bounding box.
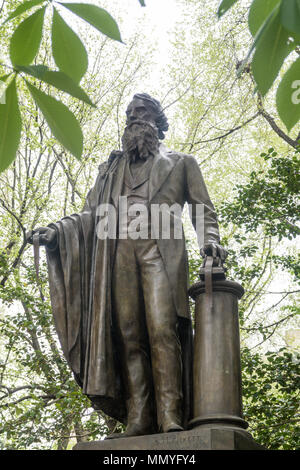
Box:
[27,93,226,439]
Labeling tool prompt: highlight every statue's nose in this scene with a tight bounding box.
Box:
[128,111,137,121]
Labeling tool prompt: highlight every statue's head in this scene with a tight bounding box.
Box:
[126,93,169,140]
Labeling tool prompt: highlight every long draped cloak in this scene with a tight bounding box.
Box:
[46,152,194,427]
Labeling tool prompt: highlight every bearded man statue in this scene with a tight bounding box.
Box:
[27,93,226,439]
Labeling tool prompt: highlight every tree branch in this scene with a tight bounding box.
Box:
[256,91,300,148]
[242,312,296,332]
[179,112,260,148]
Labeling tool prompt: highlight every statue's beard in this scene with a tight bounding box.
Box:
[121,120,159,162]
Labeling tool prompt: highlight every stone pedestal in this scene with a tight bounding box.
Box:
[73,426,264,450]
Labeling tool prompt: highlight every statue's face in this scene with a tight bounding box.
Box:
[126,98,157,127]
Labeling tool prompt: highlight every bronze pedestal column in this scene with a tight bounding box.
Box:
[189,264,248,431]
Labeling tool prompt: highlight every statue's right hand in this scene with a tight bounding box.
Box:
[26,227,57,247]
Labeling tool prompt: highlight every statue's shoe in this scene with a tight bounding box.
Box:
[105,423,154,440]
[161,414,184,433]
[162,422,183,433]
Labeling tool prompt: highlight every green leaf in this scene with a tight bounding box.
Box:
[251,10,294,95]
[59,2,122,42]
[9,6,46,66]
[217,0,238,18]
[248,0,281,36]
[26,81,83,159]
[237,6,280,77]
[280,0,300,35]
[16,65,95,107]
[0,74,12,83]
[0,78,22,172]
[15,407,22,416]
[138,0,146,5]
[276,57,300,131]
[2,0,45,25]
[52,7,88,83]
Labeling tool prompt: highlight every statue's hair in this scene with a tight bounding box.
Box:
[132,93,169,140]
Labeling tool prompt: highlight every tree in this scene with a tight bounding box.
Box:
[217,148,300,449]
[218,0,300,132]
[242,347,299,449]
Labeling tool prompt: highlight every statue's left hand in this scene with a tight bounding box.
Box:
[200,243,227,262]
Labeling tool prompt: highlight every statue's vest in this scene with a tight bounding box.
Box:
[118,157,153,237]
